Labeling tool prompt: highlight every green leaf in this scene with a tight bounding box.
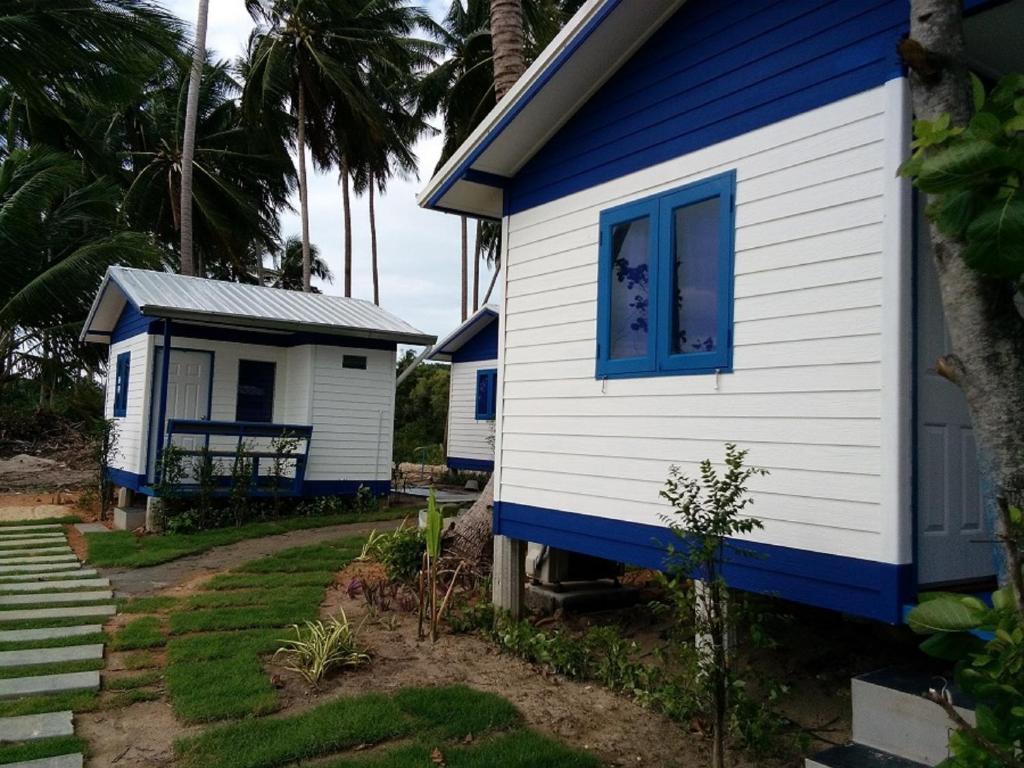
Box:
[992,586,1013,611]
[931,190,982,236]
[918,140,1009,192]
[1005,115,1024,134]
[907,597,985,634]
[968,111,1001,141]
[964,194,1024,279]
[919,631,986,661]
[972,73,987,113]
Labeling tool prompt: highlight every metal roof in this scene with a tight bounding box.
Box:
[81,267,436,346]
[427,304,499,362]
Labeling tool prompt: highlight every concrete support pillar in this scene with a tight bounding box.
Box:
[145,496,164,533]
[116,487,134,509]
[492,535,526,619]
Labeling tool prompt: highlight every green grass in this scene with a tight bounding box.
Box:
[85,509,409,568]
[204,571,336,590]
[0,599,111,612]
[0,616,110,631]
[0,584,107,596]
[105,670,162,690]
[185,586,324,609]
[0,632,106,652]
[0,541,70,551]
[0,735,87,765]
[0,517,78,527]
[0,691,99,717]
[169,603,319,635]
[123,651,160,669]
[0,658,103,679]
[110,617,165,650]
[116,595,179,614]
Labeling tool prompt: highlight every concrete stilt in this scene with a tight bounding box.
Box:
[115,487,134,509]
[492,535,526,619]
[144,497,163,533]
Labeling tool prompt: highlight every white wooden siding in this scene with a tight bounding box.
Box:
[497,84,902,564]
[447,359,496,464]
[105,334,153,475]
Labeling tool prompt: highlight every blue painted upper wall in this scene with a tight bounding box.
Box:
[507,0,909,214]
[111,302,153,344]
[452,317,499,363]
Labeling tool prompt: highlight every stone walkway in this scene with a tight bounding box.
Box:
[0,522,116,768]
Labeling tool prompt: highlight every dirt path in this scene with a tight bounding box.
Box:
[101,519,400,595]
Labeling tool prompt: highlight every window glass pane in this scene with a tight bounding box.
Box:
[609,217,650,360]
[343,355,367,370]
[236,360,275,422]
[672,198,720,355]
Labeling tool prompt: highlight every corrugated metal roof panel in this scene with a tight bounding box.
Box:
[82,267,435,345]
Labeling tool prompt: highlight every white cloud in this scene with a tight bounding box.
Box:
[162,0,497,342]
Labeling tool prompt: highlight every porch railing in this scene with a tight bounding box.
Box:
[162,419,313,496]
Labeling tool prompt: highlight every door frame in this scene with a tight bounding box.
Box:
[144,344,215,484]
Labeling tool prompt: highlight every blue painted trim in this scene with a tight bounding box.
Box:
[111,303,153,343]
[426,0,625,209]
[447,457,494,472]
[113,352,131,417]
[106,467,146,492]
[452,319,499,363]
[494,501,914,624]
[147,320,397,351]
[463,169,510,188]
[596,171,735,379]
[474,368,498,420]
[302,480,390,497]
[154,323,172,483]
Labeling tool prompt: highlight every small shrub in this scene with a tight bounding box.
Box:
[371,522,424,582]
[273,610,369,687]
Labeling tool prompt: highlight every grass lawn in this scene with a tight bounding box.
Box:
[0,735,88,766]
[110,617,165,650]
[0,517,79,527]
[85,508,413,568]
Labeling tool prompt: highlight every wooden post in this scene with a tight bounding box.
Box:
[492,535,526,618]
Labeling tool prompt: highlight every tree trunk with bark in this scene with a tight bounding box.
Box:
[370,179,379,305]
[341,157,353,297]
[906,0,1024,571]
[460,215,468,321]
[296,88,312,293]
[489,0,525,101]
[179,0,209,277]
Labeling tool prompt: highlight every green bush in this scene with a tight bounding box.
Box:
[371,524,425,582]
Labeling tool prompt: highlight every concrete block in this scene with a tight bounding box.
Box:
[73,523,108,534]
[0,591,112,606]
[113,507,145,531]
[492,536,526,619]
[6,755,84,768]
[0,578,109,593]
[116,486,134,509]
[145,497,163,533]
[525,582,639,614]
[0,670,99,699]
[0,711,74,741]
[0,555,77,566]
[0,644,103,668]
[0,605,115,622]
[0,626,103,643]
[0,563,82,575]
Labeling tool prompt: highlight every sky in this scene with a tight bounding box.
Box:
[163,0,496,344]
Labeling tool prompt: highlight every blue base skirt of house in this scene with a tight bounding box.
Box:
[494,501,914,625]
[447,457,494,472]
[106,469,389,498]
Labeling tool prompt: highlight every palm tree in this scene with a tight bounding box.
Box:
[265,235,333,291]
[179,0,211,276]
[489,0,525,100]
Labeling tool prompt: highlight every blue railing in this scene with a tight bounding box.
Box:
[163,419,313,496]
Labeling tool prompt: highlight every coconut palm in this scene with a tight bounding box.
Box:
[179,0,211,276]
[489,0,525,100]
[265,235,333,292]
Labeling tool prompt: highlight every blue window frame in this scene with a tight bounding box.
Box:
[596,171,735,378]
[113,351,130,417]
[475,368,497,420]
[236,360,276,423]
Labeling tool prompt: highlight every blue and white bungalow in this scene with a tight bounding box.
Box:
[81,267,435,514]
[427,304,500,473]
[419,0,1021,624]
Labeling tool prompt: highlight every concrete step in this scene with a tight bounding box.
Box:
[0,570,95,583]
[0,547,73,557]
[0,563,83,575]
[0,578,109,593]
[853,668,975,766]
[0,525,63,533]
[0,555,77,566]
[73,523,108,534]
[0,539,68,549]
[0,625,103,643]
[0,591,112,606]
[0,670,99,699]
[0,711,74,741]
[0,644,103,668]
[4,753,83,768]
[806,743,929,768]
[0,533,66,541]
[0,605,115,623]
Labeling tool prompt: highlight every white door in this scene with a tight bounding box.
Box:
[148,349,212,478]
[915,212,993,585]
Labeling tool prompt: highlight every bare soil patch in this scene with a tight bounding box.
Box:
[77,699,197,768]
[0,454,93,492]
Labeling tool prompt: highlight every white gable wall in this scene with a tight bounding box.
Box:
[496,82,909,565]
[104,333,153,476]
[447,359,497,465]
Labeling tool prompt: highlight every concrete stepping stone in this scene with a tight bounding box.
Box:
[0,525,62,533]
[0,555,77,566]
[0,540,69,550]
[0,710,74,741]
[0,625,102,643]
[6,755,83,768]
[0,570,94,583]
[0,578,109,593]
[0,605,115,623]
[0,533,66,541]
[0,591,111,607]
[0,563,82,575]
[0,546,72,557]
[73,523,108,534]
[0,670,99,699]
[0,644,103,668]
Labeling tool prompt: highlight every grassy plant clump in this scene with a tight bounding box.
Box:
[0,632,106,652]
[0,658,104,679]
[116,596,179,614]
[274,610,369,687]
[0,735,88,765]
[0,691,99,717]
[110,616,165,650]
[105,670,162,690]
[368,522,424,582]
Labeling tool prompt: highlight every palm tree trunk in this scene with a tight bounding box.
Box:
[473,220,482,312]
[296,88,312,293]
[179,0,209,277]
[341,157,353,297]
[489,0,525,100]
[369,179,380,305]
[482,261,500,304]
[460,215,468,321]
